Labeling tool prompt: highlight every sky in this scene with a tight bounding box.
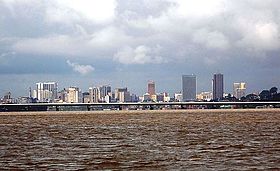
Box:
[1,0,280,97]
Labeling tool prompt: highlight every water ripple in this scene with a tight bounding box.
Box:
[0,110,279,170]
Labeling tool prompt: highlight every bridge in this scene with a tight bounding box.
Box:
[1,101,280,112]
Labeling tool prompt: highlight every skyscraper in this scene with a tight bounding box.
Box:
[233,82,246,99]
[98,85,111,102]
[212,73,224,100]
[35,82,58,102]
[119,91,131,102]
[182,75,197,101]
[114,88,128,102]
[147,81,155,96]
[66,87,80,103]
[89,87,99,103]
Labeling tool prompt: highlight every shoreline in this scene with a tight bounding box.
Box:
[0,108,280,115]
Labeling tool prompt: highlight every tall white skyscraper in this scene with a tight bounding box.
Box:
[212,73,224,100]
[35,82,58,102]
[182,75,197,101]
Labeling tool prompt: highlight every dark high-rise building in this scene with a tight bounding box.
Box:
[98,85,111,101]
[212,73,224,100]
[147,80,155,96]
[182,75,197,101]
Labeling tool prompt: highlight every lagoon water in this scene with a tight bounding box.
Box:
[0,109,279,170]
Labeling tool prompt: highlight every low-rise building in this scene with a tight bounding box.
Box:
[197,92,212,101]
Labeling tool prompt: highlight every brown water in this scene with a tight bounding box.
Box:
[0,109,279,170]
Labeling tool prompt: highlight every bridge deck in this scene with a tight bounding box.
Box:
[1,102,280,112]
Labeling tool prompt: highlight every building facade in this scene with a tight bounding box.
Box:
[114,88,128,102]
[174,93,183,102]
[119,91,131,103]
[147,81,156,97]
[197,91,213,101]
[98,85,111,102]
[35,82,58,102]
[89,87,99,103]
[233,82,246,99]
[182,75,197,101]
[82,92,90,103]
[212,73,224,100]
[66,87,80,103]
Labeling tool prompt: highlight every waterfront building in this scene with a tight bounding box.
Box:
[119,91,131,103]
[147,81,156,97]
[212,73,224,100]
[131,94,139,102]
[35,82,58,102]
[157,93,164,102]
[233,82,246,99]
[57,89,67,103]
[197,91,213,101]
[32,90,37,99]
[98,85,111,102]
[164,96,170,102]
[105,95,111,103]
[182,75,197,101]
[163,92,171,102]
[17,96,34,104]
[89,87,99,103]
[139,96,144,102]
[82,92,90,103]
[151,94,157,102]
[66,87,81,103]
[114,88,128,102]
[2,92,13,104]
[174,93,183,102]
[142,93,151,102]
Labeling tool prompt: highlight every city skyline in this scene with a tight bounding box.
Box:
[2,74,280,104]
[0,73,271,100]
[1,1,280,97]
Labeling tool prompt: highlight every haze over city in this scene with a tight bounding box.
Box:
[1,0,280,97]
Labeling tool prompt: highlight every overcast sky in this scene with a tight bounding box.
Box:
[1,0,280,97]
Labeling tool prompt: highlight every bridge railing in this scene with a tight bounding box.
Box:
[0,102,280,112]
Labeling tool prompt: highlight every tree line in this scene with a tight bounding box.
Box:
[223,87,280,102]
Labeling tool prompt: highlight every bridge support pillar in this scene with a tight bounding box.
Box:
[55,106,59,111]
[181,105,185,109]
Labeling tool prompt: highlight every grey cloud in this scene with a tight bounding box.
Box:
[192,29,230,50]
[2,0,280,63]
[114,45,165,64]
[1,0,280,96]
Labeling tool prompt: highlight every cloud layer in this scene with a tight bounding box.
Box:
[1,0,280,96]
[1,0,280,62]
